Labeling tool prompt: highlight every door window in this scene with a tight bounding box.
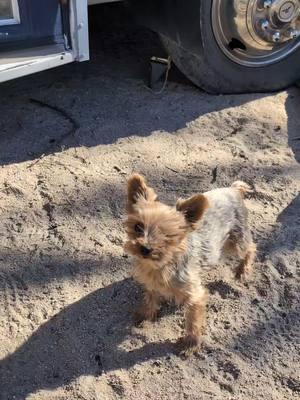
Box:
[0,0,20,25]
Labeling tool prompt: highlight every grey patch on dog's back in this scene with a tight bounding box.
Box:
[207,280,240,299]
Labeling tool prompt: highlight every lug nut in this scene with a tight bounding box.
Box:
[272,32,281,42]
[261,20,269,30]
[290,29,300,39]
[263,0,272,8]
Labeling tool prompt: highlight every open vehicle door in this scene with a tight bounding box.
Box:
[0,0,89,83]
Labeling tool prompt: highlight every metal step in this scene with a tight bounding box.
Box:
[0,44,74,83]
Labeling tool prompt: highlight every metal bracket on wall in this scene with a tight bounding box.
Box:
[70,0,89,61]
[60,0,72,50]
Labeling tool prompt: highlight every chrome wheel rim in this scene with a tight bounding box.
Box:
[212,0,300,66]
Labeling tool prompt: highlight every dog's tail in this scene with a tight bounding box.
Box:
[231,181,253,198]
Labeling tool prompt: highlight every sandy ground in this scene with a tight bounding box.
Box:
[0,4,299,400]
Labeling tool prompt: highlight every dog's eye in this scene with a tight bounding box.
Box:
[134,223,144,235]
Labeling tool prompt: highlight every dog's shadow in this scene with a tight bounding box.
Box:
[0,278,174,399]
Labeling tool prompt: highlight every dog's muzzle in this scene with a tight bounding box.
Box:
[140,245,152,257]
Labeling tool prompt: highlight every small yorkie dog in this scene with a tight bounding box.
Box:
[124,174,256,355]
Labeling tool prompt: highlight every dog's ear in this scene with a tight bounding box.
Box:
[127,174,158,212]
[176,194,209,227]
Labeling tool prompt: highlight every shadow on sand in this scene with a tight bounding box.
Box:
[0,276,175,399]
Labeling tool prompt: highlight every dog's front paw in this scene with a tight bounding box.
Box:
[237,272,250,284]
[133,309,157,326]
[235,266,252,284]
[177,335,201,357]
[133,310,146,326]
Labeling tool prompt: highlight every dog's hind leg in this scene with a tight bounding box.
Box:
[224,231,256,282]
[235,241,256,282]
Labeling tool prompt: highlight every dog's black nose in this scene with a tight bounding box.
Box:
[140,246,152,257]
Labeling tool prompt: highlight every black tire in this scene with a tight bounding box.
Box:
[160,1,300,94]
